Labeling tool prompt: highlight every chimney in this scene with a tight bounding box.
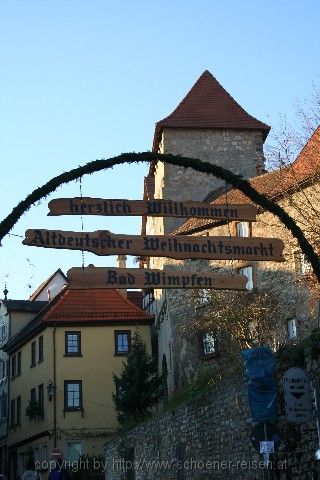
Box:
[3,284,8,301]
[117,255,127,297]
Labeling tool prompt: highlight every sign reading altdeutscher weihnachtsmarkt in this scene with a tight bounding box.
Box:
[48,198,258,221]
[67,266,248,290]
[23,229,285,262]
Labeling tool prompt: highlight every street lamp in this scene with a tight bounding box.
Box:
[47,381,56,401]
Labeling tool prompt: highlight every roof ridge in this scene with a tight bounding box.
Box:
[158,71,214,124]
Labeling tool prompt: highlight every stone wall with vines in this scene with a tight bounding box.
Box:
[104,328,320,480]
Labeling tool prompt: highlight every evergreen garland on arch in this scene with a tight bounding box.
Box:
[0,151,319,281]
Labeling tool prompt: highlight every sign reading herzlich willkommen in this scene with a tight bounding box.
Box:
[23,229,285,261]
[48,197,257,221]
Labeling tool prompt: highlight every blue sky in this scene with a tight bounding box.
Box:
[0,0,319,298]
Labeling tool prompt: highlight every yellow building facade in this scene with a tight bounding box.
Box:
[5,272,153,479]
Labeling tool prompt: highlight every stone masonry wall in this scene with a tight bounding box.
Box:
[153,181,319,391]
[105,372,256,480]
[148,127,267,390]
[158,128,266,234]
[105,363,320,480]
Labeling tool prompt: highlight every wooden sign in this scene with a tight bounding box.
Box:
[23,229,285,262]
[67,266,248,290]
[48,197,257,221]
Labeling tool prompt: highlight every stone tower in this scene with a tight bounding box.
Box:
[146,70,270,235]
[142,71,270,391]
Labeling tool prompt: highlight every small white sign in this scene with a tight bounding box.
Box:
[260,441,274,454]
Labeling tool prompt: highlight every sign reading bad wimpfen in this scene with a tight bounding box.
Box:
[23,229,285,261]
[67,266,248,290]
[48,197,257,221]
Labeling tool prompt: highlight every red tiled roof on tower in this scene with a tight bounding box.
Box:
[153,70,270,152]
[43,288,153,323]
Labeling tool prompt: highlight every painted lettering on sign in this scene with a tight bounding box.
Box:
[23,229,285,262]
[67,267,248,290]
[48,197,257,221]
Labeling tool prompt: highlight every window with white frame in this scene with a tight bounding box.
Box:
[67,441,83,462]
[294,252,311,275]
[236,221,251,237]
[287,319,297,339]
[199,289,211,305]
[238,265,254,290]
[202,333,216,357]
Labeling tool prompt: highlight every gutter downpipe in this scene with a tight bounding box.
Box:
[53,325,57,448]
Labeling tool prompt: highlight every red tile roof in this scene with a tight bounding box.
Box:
[153,70,270,151]
[43,288,153,323]
[174,126,320,235]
